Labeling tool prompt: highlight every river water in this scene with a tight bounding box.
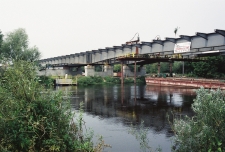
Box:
[56,84,197,152]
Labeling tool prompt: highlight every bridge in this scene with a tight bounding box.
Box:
[38,29,225,77]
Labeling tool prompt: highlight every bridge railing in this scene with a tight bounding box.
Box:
[117,53,208,60]
[118,53,185,59]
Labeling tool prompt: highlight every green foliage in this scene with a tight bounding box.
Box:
[124,77,134,83]
[38,75,55,87]
[77,76,103,85]
[192,56,225,78]
[113,64,121,72]
[173,61,183,74]
[146,62,169,74]
[172,87,225,151]
[1,28,41,63]
[0,30,3,58]
[104,76,121,84]
[136,76,146,84]
[95,65,103,72]
[0,61,99,151]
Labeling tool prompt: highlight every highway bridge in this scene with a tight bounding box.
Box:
[38,29,225,77]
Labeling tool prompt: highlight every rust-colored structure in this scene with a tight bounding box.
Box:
[145,77,225,89]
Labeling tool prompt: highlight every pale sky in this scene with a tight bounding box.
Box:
[1,0,225,59]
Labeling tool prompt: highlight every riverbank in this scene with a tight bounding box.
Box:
[145,77,225,89]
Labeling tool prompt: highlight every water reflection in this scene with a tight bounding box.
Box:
[55,84,196,152]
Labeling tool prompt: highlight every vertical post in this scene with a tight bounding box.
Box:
[134,46,138,84]
[121,61,124,105]
[136,45,138,54]
[157,62,160,76]
[121,61,123,84]
[134,61,136,84]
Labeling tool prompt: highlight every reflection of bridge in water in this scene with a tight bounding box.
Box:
[59,84,196,137]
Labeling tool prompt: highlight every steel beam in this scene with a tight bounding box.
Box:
[196,32,208,40]
[165,37,176,43]
[141,41,152,47]
[179,35,192,41]
[215,29,225,37]
[153,40,164,46]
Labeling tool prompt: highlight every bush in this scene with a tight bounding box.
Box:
[0,61,96,151]
[104,76,121,84]
[172,87,225,152]
[124,77,134,83]
[136,76,146,84]
[91,76,103,84]
[38,75,55,86]
[77,76,104,85]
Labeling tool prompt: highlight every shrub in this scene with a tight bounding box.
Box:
[91,76,103,84]
[38,75,55,86]
[0,61,96,151]
[104,76,121,84]
[172,87,225,152]
[136,76,146,84]
[124,77,134,83]
[77,76,94,85]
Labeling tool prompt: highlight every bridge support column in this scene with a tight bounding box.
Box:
[85,65,95,76]
[139,65,146,76]
[123,65,131,77]
[121,62,124,84]
[157,62,160,76]
[104,65,113,76]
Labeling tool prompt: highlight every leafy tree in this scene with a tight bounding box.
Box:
[0,61,98,151]
[173,61,183,74]
[1,28,41,63]
[95,65,103,72]
[113,64,121,72]
[146,63,158,74]
[192,56,225,78]
[0,30,3,49]
[0,30,3,61]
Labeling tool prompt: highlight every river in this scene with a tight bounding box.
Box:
[56,84,197,152]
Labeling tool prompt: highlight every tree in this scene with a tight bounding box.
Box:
[113,64,121,72]
[0,30,3,61]
[0,61,96,151]
[192,56,225,78]
[1,28,41,63]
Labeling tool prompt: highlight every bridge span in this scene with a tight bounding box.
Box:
[38,29,225,77]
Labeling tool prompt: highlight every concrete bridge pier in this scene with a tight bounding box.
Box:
[123,65,130,77]
[139,65,146,76]
[122,65,146,77]
[84,65,95,76]
[84,65,113,77]
[157,62,161,76]
[104,65,113,76]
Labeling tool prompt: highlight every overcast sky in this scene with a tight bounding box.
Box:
[1,0,225,59]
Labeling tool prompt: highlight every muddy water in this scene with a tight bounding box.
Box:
[56,84,196,152]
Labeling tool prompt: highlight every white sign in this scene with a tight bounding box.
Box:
[174,42,191,54]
